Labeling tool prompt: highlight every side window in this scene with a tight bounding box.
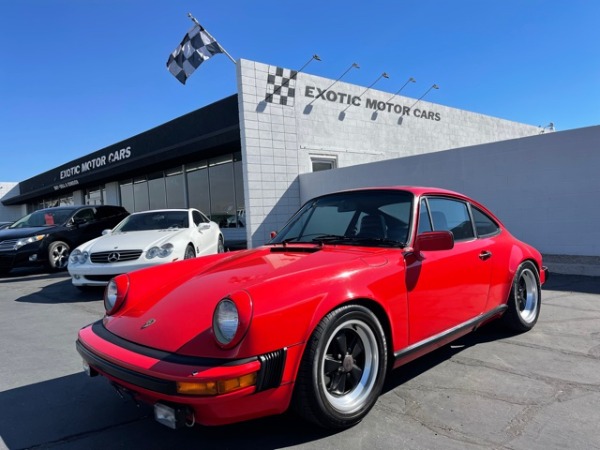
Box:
[74,208,95,223]
[427,198,475,241]
[417,199,432,234]
[192,210,208,226]
[472,207,500,237]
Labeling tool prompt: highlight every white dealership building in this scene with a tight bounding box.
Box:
[2,59,598,273]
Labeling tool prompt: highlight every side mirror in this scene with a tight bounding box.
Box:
[270,231,277,239]
[101,229,112,236]
[414,231,454,252]
[199,223,211,231]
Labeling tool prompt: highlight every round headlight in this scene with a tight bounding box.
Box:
[213,299,239,345]
[104,275,129,315]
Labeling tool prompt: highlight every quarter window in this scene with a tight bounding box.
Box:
[472,207,500,237]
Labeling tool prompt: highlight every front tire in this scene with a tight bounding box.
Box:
[47,241,70,270]
[293,304,388,429]
[502,261,541,332]
[217,237,225,253]
[184,244,196,259]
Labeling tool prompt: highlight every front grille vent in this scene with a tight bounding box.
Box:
[256,348,287,392]
[0,240,19,251]
[90,250,143,264]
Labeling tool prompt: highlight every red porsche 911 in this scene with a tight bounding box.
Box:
[76,187,548,430]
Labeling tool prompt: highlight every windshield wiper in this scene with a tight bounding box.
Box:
[312,235,405,248]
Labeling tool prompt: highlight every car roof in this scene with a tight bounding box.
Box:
[327,186,469,199]
[129,209,191,215]
[31,205,124,213]
[33,206,81,213]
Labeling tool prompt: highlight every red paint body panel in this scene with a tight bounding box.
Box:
[76,186,547,427]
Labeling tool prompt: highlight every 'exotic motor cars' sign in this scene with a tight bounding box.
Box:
[54,146,132,190]
[304,86,441,121]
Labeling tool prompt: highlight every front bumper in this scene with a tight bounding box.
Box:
[77,321,294,426]
[69,260,165,286]
[0,245,44,270]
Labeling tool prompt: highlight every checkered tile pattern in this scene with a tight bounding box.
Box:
[265,66,298,106]
[166,25,222,84]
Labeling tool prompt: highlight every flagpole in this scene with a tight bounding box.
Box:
[342,72,389,113]
[187,13,237,65]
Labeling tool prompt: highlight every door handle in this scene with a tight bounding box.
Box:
[479,250,492,261]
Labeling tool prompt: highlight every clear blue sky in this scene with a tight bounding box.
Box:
[1,0,599,183]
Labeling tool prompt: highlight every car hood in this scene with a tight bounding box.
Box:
[0,226,60,240]
[81,230,182,252]
[103,244,393,356]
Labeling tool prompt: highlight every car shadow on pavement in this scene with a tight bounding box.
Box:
[542,273,600,295]
[383,321,515,395]
[0,373,337,449]
[0,266,70,283]
[14,278,104,304]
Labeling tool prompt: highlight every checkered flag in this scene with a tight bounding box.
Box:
[167,24,223,84]
[265,67,298,106]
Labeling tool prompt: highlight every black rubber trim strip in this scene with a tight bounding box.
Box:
[90,320,257,367]
[77,340,178,395]
[394,305,507,362]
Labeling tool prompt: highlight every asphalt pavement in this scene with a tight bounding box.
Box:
[1,268,599,450]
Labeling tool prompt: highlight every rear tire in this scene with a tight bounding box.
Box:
[47,241,70,270]
[502,261,541,332]
[292,304,388,429]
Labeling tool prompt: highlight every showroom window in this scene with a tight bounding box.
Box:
[133,177,150,212]
[209,155,236,228]
[117,152,244,227]
[148,171,167,210]
[166,167,185,208]
[85,185,106,205]
[119,180,134,213]
[29,194,74,212]
[186,161,210,214]
[186,152,244,228]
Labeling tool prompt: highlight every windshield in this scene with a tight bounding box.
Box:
[114,211,189,232]
[10,209,75,228]
[270,190,413,247]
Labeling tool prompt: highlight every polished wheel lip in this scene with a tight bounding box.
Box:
[517,268,539,324]
[321,319,379,414]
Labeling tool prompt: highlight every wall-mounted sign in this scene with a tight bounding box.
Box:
[53,146,132,191]
[303,86,441,121]
[260,66,441,121]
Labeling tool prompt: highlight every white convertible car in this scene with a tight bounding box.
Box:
[68,208,224,288]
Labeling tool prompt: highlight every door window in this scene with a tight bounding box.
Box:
[427,198,475,241]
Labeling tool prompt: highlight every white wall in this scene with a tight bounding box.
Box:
[0,183,23,221]
[299,126,600,274]
[237,58,542,248]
